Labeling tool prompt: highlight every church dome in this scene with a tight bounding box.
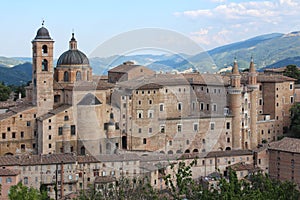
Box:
[56,33,89,66]
[35,27,51,40]
[57,49,89,66]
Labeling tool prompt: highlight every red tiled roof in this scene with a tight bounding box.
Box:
[268,137,300,153]
[228,162,260,172]
[108,62,143,73]
[0,168,20,176]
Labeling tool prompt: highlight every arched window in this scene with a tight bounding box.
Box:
[42,59,48,71]
[225,147,231,151]
[168,150,173,154]
[64,71,69,82]
[76,71,81,81]
[193,149,199,153]
[42,45,48,54]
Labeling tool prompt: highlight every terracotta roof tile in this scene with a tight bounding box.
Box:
[108,62,142,73]
[228,162,260,172]
[268,137,300,153]
[0,168,20,176]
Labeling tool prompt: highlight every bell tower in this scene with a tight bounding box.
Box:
[32,22,54,116]
[228,58,242,149]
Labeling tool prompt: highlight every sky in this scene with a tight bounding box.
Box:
[1,0,300,58]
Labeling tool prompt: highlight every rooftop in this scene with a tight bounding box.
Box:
[108,61,145,73]
[0,168,20,176]
[268,137,300,153]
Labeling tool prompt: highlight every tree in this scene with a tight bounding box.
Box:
[8,182,48,200]
[290,103,300,137]
[0,82,11,101]
[283,65,300,83]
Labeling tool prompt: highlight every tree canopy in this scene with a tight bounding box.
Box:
[8,182,48,200]
[283,65,300,83]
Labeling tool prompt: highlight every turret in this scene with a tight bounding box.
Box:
[248,57,258,149]
[228,58,242,149]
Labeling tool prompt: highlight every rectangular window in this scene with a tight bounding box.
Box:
[20,131,24,138]
[177,124,182,132]
[259,98,263,106]
[2,133,5,139]
[192,102,196,111]
[58,127,63,135]
[6,177,12,183]
[206,104,210,111]
[24,177,28,185]
[290,96,294,104]
[48,126,51,130]
[138,128,142,133]
[226,122,230,129]
[223,107,229,116]
[148,110,154,118]
[71,125,76,135]
[123,103,126,108]
[213,104,217,112]
[210,122,215,130]
[193,123,198,132]
[290,83,293,90]
[200,102,204,111]
[149,128,152,133]
[178,102,182,111]
[159,104,164,111]
[27,121,31,127]
[12,132,16,139]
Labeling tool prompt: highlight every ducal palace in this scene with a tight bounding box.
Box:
[0,25,296,157]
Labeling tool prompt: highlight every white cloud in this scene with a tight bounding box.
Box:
[174,0,299,20]
[174,9,213,18]
[191,28,209,35]
[280,0,299,6]
[175,0,300,49]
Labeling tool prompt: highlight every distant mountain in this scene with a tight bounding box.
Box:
[0,62,32,85]
[189,32,300,71]
[263,56,300,70]
[3,31,300,85]
[0,56,25,68]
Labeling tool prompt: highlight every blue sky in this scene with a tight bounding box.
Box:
[1,0,300,57]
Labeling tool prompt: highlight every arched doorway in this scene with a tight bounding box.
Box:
[184,149,190,154]
[192,149,199,153]
[225,147,231,151]
[122,136,127,149]
[168,150,173,154]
